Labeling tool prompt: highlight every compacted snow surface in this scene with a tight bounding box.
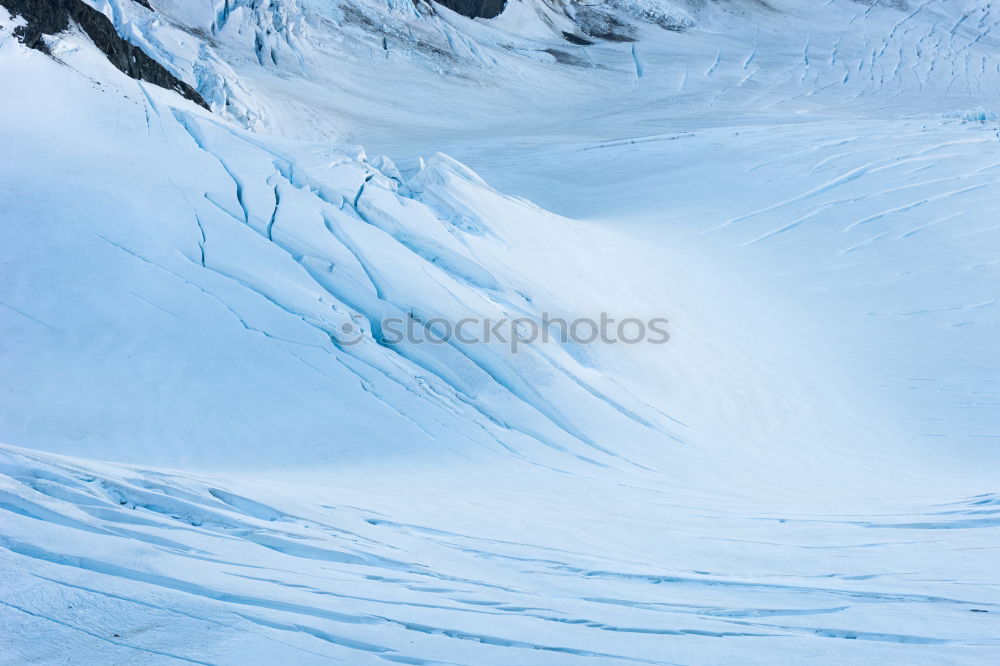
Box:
[1,0,999,663]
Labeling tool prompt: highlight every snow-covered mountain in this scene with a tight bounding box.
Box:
[1,0,999,663]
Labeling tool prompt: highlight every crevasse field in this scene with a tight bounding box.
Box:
[1,0,999,663]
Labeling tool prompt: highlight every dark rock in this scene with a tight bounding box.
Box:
[432,0,506,20]
[573,6,637,42]
[1,0,208,108]
[562,31,594,46]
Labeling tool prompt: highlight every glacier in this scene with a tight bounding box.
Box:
[1,0,999,663]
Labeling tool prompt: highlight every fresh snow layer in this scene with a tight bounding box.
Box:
[2,0,1000,663]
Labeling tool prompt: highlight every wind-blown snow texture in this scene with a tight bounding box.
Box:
[1,0,999,663]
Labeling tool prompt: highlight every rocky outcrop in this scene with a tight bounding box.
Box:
[1,0,208,108]
[431,0,506,20]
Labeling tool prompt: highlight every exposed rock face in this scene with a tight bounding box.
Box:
[573,6,637,42]
[1,0,208,108]
[432,0,506,20]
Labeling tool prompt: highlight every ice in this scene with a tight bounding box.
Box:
[2,0,999,663]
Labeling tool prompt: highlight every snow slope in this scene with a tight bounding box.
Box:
[2,0,999,663]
